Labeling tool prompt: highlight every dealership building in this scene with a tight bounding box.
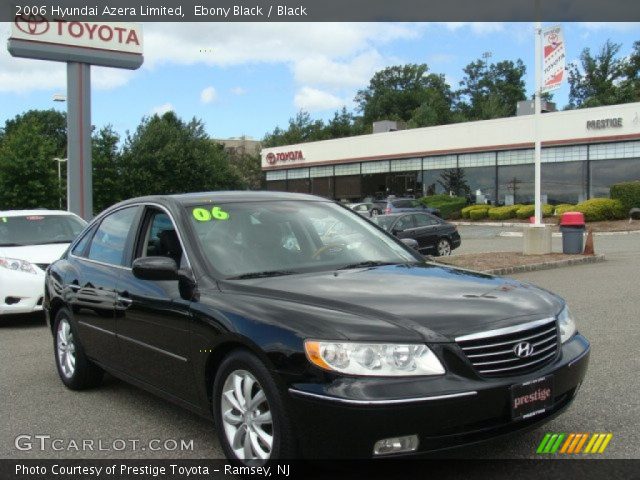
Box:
[261,102,640,205]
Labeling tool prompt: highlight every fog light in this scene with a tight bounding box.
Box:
[373,435,419,455]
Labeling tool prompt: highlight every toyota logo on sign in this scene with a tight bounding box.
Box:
[513,341,534,358]
[266,153,276,165]
[14,15,50,36]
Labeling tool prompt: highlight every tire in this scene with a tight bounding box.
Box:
[435,238,452,256]
[371,209,381,217]
[53,308,104,390]
[213,349,297,464]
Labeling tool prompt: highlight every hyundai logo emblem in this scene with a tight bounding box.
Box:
[513,341,534,358]
[15,15,50,36]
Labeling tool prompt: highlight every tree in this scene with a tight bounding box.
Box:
[92,126,123,213]
[120,112,241,198]
[438,168,470,197]
[567,40,632,108]
[457,58,527,120]
[262,111,327,148]
[0,110,66,210]
[620,40,640,102]
[228,153,262,190]
[355,64,455,127]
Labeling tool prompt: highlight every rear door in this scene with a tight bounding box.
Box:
[67,206,141,369]
[390,214,416,241]
[411,213,441,251]
[115,205,197,403]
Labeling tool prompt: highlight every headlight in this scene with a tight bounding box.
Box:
[0,257,38,275]
[558,305,576,343]
[304,340,445,376]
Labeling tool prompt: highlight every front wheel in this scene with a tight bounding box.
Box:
[435,238,452,256]
[213,350,297,464]
[53,308,104,389]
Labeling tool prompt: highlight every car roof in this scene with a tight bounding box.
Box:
[114,191,329,208]
[0,209,77,217]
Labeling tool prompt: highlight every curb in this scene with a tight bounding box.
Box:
[499,230,640,238]
[456,254,607,276]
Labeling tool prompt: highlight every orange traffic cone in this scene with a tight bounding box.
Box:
[583,228,595,256]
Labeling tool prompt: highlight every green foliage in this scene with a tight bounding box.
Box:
[469,208,489,220]
[0,110,66,210]
[92,126,123,214]
[610,181,640,213]
[419,194,466,219]
[554,204,577,216]
[514,204,554,220]
[487,205,521,220]
[461,204,491,219]
[228,153,262,190]
[437,168,471,197]
[120,112,241,199]
[572,198,626,222]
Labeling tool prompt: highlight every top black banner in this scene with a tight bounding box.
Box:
[2,0,640,22]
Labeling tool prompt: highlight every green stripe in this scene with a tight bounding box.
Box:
[543,434,558,453]
[537,433,553,453]
[550,433,566,453]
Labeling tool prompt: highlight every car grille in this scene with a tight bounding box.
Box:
[456,317,559,377]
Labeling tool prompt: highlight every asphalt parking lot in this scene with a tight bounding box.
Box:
[1,229,638,460]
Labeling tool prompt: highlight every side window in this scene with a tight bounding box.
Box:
[140,210,183,266]
[394,215,414,231]
[413,214,438,227]
[394,200,412,208]
[71,226,95,257]
[87,207,138,266]
[354,204,368,212]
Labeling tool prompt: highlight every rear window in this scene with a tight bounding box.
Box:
[392,200,414,208]
[0,214,86,246]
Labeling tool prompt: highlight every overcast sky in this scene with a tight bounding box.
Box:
[1,22,639,140]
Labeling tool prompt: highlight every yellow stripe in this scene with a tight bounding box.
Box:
[574,433,589,454]
[584,433,598,453]
[597,434,613,454]
[590,434,606,453]
[567,434,582,454]
[560,433,575,453]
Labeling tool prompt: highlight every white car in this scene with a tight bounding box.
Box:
[0,210,86,316]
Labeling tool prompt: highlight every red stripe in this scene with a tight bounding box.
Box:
[78,66,85,219]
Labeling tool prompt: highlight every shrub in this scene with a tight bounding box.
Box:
[487,205,520,220]
[610,181,640,213]
[573,198,625,222]
[514,204,554,219]
[419,195,467,219]
[461,204,490,219]
[553,204,576,216]
[469,208,489,220]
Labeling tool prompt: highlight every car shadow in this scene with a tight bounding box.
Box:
[0,312,46,328]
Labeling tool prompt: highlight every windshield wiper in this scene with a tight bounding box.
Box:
[337,261,401,270]
[227,270,298,280]
[0,242,26,247]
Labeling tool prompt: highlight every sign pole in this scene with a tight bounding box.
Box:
[534,20,542,225]
[66,62,92,219]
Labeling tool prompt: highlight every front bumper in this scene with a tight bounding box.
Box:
[287,334,589,458]
[0,270,46,315]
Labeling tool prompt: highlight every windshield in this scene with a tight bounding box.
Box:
[186,201,419,278]
[370,216,396,231]
[0,214,87,246]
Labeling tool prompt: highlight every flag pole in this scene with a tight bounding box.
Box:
[534,18,542,225]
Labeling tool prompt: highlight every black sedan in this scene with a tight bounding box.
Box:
[372,212,461,256]
[44,191,589,464]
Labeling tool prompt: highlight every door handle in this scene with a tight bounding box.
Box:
[68,284,81,291]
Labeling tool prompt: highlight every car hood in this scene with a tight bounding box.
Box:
[220,263,563,342]
[0,244,69,265]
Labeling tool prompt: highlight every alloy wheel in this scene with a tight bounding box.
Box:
[56,318,76,378]
[220,369,273,461]
[438,239,451,256]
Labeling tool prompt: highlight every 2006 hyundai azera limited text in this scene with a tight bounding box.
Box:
[44,192,590,463]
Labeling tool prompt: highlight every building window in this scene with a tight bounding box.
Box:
[287,178,311,193]
[542,145,587,163]
[334,163,361,176]
[310,166,333,178]
[497,149,534,165]
[498,164,534,204]
[287,168,310,179]
[361,161,390,174]
[461,166,496,203]
[266,180,286,192]
[423,155,456,170]
[542,161,588,204]
[422,169,450,196]
[266,170,286,181]
[589,141,640,160]
[590,158,640,198]
[458,152,495,168]
[390,158,421,172]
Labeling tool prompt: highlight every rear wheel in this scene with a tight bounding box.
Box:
[53,308,103,390]
[213,350,296,464]
[436,238,452,256]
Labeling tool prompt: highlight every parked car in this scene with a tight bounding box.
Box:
[372,212,461,256]
[347,202,380,217]
[384,197,440,217]
[0,210,86,316]
[44,192,589,464]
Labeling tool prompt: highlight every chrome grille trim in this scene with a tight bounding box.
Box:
[456,317,560,377]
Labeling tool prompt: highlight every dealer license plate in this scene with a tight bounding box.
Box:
[510,375,554,421]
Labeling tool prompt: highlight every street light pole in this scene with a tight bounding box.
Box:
[53,157,67,210]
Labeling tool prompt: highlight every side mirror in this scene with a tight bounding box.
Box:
[400,238,419,250]
[132,256,179,281]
